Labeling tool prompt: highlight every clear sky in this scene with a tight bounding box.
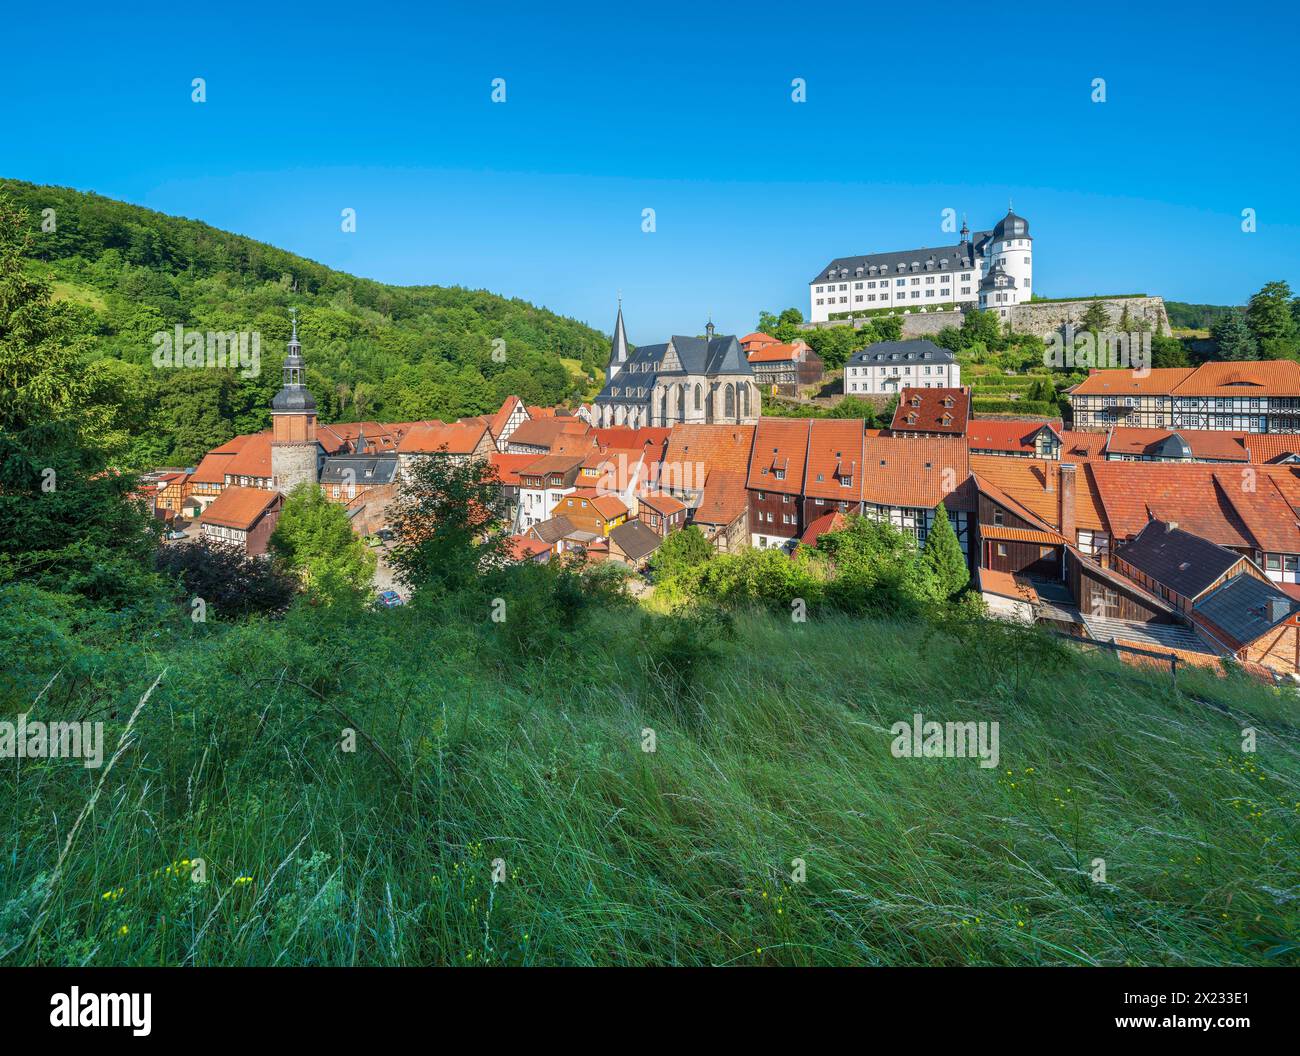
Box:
[5,0,1297,343]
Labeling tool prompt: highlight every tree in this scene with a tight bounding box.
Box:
[1150,333,1190,369]
[1079,300,1110,336]
[1245,281,1298,352]
[1210,310,1258,361]
[649,525,712,579]
[870,315,904,343]
[0,194,159,604]
[960,309,1003,350]
[154,540,296,619]
[919,503,968,600]
[269,484,376,601]
[388,455,508,597]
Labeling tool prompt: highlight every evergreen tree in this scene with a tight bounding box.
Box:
[1210,310,1258,361]
[920,503,969,600]
[1079,300,1110,336]
[1245,281,1297,348]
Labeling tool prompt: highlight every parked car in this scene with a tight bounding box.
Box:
[375,590,404,608]
[165,530,188,540]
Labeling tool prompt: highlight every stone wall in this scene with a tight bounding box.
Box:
[797,296,1171,342]
[1008,297,1170,338]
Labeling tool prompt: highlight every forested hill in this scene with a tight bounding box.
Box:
[0,178,610,467]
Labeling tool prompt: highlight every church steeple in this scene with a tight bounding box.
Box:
[270,307,319,494]
[607,296,629,381]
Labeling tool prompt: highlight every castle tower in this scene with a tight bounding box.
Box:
[989,206,1032,306]
[607,297,629,382]
[271,308,320,495]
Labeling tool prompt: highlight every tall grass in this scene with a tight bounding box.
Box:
[1,589,1296,966]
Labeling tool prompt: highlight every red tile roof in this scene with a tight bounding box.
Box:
[224,432,273,479]
[967,419,1061,454]
[487,452,542,485]
[639,490,686,516]
[889,387,970,436]
[1071,368,1196,396]
[489,396,525,439]
[747,341,810,364]
[397,420,489,455]
[508,417,589,450]
[801,510,847,546]
[1086,461,1300,552]
[862,436,972,510]
[694,469,748,526]
[1103,428,1248,462]
[199,485,279,530]
[506,534,552,561]
[662,424,755,494]
[803,419,865,501]
[747,419,811,494]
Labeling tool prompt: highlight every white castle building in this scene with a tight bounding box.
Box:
[808,207,1033,323]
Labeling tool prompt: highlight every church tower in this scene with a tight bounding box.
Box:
[270,308,320,495]
[606,297,629,381]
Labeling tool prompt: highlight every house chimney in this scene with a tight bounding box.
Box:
[1059,462,1077,545]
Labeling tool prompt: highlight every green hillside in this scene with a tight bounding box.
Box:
[2,582,1297,967]
[0,178,610,467]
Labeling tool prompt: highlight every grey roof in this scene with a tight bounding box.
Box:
[320,454,397,486]
[595,334,752,404]
[529,515,577,544]
[992,210,1030,242]
[272,339,317,413]
[848,340,957,367]
[811,234,991,285]
[608,306,629,369]
[979,262,1016,291]
[609,519,662,561]
[1114,520,1243,599]
[1194,574,1300,646]
[1151,433,1194,460]
[1080,614,1220,655]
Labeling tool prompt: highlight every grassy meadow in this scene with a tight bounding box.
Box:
[1,584,1296,968]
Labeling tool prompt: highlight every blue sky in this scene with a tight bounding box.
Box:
[5,0,1297,342]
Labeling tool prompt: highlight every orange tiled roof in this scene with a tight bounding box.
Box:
[862,436,972,510]
[567,490,627,520]
[1085,461,1300,552]
[1071,368,1196,396]
[224,432,274,479]
[980,525,1064,544]
[639,490,686,516]
[747,419,811,494]
[1172,360,1300,397]
[397,420,489,455]
[1060,431,1109,460]
[889,387,970,436]
[199,485,279,530]
[662,424,756,489]
[740,332,777,347]
[967,418,1061,453]
[508,417,589,450]
[694,468,748,526]
[977,567,1038,602]
[489,396,525,438]
[747,341,809,364]
[190,451,236,485]
[487,452,542,485]
[969,455,1063,526]
[590,427,672,454]
[1103,428,1248,462]
[1243,434,1300,463]
[803,419,865,500]
[801,510,846,546]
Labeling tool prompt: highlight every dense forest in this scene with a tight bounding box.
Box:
[0,179,611,467]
